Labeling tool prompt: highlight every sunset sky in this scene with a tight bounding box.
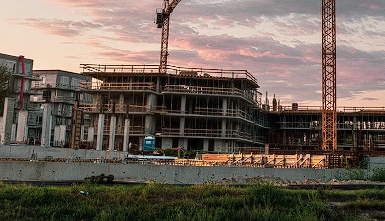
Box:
[1,0,384,107]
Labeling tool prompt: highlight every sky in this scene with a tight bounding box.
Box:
[1,0,385,108]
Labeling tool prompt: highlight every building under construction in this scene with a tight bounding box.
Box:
[75,64,385,157]
[269,106,385,153]
[77,64,268,152]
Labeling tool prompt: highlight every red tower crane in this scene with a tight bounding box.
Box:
[322,0,337,150]
[155,0,182,73]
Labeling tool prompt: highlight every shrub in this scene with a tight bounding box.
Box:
[370,168,385,182]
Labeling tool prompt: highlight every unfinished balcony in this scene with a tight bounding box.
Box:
[79,104,149,114]
[79,82,155,92]
[161,128,253,141]
[163,85,258,104]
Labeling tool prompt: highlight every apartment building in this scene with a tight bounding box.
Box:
[78,64,269,152]
[0,53,38,144]
[29,70,91,147]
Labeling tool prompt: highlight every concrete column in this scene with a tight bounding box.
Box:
[214,139,224,152]
[117,115,123,134]
[179,138,188,150]
[139,137,144,151]
[54,126,60,146]
[41,103,52,147]
[353,116,358,148]
[180,117,185,136]
[145,94,157,135]
[123,119,130,152]
[96,114,105,151]
[188,99,193,114]
[59,125,66,144]
[222,119,227,137]
[222,98,228,137]
[156,77,160,93]
[109,116,116,151]
[95,93,102,112]
[119,93,124,112]
[87,127,94,142]
[283,115,287,145]
[181,95,186,114]
[16,110,28,142]
[1,98,15,145]
[146,93,156,112]
[80,125,85,141]
[161,138,172,150]
[11,124,16,142]
[203,139,209,151]
[222,98,228,115]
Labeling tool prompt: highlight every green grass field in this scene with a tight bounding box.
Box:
[1,183,385,221]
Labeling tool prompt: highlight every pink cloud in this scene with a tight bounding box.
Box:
[10,18,102,37]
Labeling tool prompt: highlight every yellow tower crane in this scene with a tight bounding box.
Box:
[155,0,182,73]
[322,0,337,151]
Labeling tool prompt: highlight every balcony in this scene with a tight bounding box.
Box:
[32,82,78,90]
[163,85,257,104]
[100,125,145,135]
[194,107,253,121]
[27,104,42,111]
[79,82,155,91]
[79,104,254,122]
[161,128,253,140]
[79,104,148,114]
[30,96,74,103]
[159,107,253,121]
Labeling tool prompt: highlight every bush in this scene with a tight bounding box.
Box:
[188,151,197,159]
[370,168,385,182]
[164,148,178,157]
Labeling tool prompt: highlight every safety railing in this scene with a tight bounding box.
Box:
[32,82,78,90]
[161,128,253,140]
[80,64,258,86]
[79,104,147,113]
[194,107,254,121]
[102,125,145,135]
[30,96,74,103]
[78,82,155,91]
[277,106,385,113]
[163,85,258,104]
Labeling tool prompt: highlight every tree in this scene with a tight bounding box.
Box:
[0,64,12,113]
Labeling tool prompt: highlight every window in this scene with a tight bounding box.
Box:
[60,76,69,87]
[43,90,51,100]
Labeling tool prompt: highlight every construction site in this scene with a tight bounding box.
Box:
[60,0,384,170]
[1,0,385,172]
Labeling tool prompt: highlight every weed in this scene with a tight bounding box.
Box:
[0,184,368,221]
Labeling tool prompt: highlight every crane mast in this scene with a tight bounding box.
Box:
[322,0,337,150]
[156,0,182,73]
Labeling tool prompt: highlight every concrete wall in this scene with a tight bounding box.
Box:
[1,145,384,184]
[368,157,385,169]
[0,145,129,160]
[0,161,354,184]
[0,146,372,184]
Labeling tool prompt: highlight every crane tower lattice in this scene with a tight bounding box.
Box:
[322,0,337,151]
